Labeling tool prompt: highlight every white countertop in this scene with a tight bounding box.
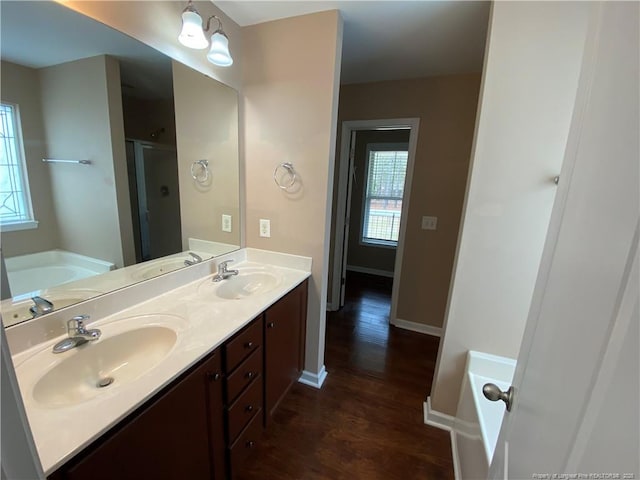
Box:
[9,249,311,475]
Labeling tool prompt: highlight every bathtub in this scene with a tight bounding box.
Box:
[5,250,115,297]
[454,351,516,479]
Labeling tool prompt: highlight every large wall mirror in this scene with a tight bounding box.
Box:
[0,1,240,327]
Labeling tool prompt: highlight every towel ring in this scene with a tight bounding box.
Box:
[191,160,210,184]
[273,162,297,190]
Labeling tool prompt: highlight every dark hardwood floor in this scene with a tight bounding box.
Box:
[237,272,454,480]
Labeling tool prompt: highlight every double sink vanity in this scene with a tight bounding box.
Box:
[5,248,311,479]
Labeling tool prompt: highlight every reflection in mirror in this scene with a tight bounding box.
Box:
[0,1,240,328]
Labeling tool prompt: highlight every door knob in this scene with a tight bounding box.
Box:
[482,383,514,412]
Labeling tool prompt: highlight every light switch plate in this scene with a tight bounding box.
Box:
[222,214,232,232]
[421,216,438,230]
[259,218,271,238]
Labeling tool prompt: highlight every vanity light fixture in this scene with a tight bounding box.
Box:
[178,0,233,67]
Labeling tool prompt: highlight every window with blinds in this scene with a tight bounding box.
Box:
[361,145,408,246]
[1,102,35,230]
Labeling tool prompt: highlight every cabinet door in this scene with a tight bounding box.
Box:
[206,352,227,480]
[55,351,224,480]
[264,280,307,422]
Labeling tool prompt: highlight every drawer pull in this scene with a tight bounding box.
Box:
[246,371,255,380]
[267,322,275,328]
[207,372,221,381]
[245,405,254,413]
[246,441,255,449]
[245,341,254,349]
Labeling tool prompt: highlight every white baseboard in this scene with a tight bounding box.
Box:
[392,318,442,337]
[298,366,328,389]
[326,301,339,312]
[450,428,461,480]
[423,396,455,431]
[346,265,394,278]
[424,397,460,479]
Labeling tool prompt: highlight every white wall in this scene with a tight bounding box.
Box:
[1,327,44,479]
[430,1,591,415]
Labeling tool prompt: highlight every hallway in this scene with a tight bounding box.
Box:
[237,272,454,479]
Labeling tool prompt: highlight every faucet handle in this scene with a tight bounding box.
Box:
[68,314,90,331]
[32,295,54,309]
[188,252,203,263]
[219,259,234,271]
[29,296,54,317]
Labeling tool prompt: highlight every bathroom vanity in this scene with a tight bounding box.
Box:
[6,249,311,480]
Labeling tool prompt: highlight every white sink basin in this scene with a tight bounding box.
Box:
[130,252,211,281]
[31,326,176,408]
[130,258,188,281]
[199,266,281,300]
[17,314,185,409]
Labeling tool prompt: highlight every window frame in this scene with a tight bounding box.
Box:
[0,101,37,232]
[359,142,409,249]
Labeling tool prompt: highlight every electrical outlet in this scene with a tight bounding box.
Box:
[222,214,232,233]
[259,218,271,238]
[421,216,438,230]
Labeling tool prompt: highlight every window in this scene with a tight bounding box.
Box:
[361,143,408,247]
[0,102,36,231]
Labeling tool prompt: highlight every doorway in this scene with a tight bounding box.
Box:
[329,118,419,322]
[125,140,182,262]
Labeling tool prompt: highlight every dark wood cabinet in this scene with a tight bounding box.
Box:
[264,281,307,423]
[223,316,264,478]
[50,350,226,480]
[48,279,308,480]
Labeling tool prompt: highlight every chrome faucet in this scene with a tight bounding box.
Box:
[184,251,203,266]
[52,315,101,354]
[212,260,239,282]
[29,296,54,317]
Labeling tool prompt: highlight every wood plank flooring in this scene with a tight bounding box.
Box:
[236,272,454,480]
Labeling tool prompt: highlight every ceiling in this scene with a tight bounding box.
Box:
[0,1,173,100]
[1,1,490,92]
[215,1,491,84]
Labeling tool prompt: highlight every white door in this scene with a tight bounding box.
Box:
[489,2,639,478]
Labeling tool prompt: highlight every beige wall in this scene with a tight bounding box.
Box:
[430,1,591,416]
[242,11,343,376]
[334,74,481,329]
[105,57,135,267]
[0,61,60,257]
[61,1,243,92]
[39,55,130,267]
[172,60,240,248]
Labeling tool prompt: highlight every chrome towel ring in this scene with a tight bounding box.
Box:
[273,162,297,190]
[191,159,210,184]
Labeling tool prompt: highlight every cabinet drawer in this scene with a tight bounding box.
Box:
[225,317,262,372]
[227,375,263,443]
[226,346,263,404]
[229,408,263,478]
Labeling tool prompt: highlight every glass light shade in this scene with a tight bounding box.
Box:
[207,31,233,67]
[178,11,208,49]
